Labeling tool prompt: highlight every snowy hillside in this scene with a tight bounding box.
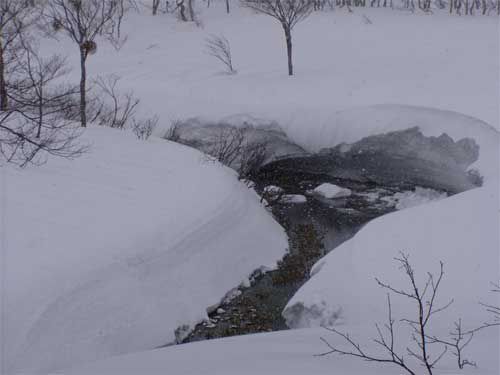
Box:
[45,7,499,131]
[1,128,287,373]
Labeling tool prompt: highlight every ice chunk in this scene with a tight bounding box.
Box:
[313,183,352,199]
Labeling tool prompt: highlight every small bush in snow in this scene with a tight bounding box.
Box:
[94,74,140,129]
[132,116,158,140]
[163,120,183,142]
[205,34,236,74]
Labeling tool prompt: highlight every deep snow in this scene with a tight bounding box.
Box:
[283,184,499,373]
[43,6,499,133]
[1,127,287,374]
[2,2,499,374]
[65,325,499,375]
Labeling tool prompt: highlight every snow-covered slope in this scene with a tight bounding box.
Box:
[66,325,499,375]
[283,184,499,372]
[44,7,498,132]
[1,127,287,374]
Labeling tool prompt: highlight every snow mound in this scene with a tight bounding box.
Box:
[313,183,352,199]
[282,105,499,184]
[283,185,499,371]
[2,127,287,374]
[168,117,308,165]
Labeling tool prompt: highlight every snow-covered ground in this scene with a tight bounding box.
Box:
[283,184,499,373]
[2,2,499,375]
[66,325,499,375]
[64,182,499,375]
[1,128,287,374]
[45,5,498,133]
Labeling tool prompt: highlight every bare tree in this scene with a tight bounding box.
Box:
[205,35,235,74]
[10,39,77,138]
[187,0,196,20]
[319,253,463,375]
[43,0,124,127]
[241,0,314,75]
[0,0,35,110]
[0,109,86,166]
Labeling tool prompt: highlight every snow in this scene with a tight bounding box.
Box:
[281,194,308,204]
[263,185,284,194]
[66,325,499,375]
[313,183,352,199]
[283,184,499,373]
[2,3,498,374]
[381,187,448,210]
[43,6,499,130]
[284,105,499,185]
[1,127,287,374]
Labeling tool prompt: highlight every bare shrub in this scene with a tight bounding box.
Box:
[132,115,158,140]
[237,140,268,181]
[94,74,140,129]
[163,119,183,142]
[318,253,474,375]
[205,35,235,74]
[207,126,246,166]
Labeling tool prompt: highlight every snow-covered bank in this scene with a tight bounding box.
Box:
[1,127,287,374]
[282,105,499,184]
[283,184,499,372]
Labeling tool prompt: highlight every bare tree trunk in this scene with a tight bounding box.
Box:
[283,25,293,76]
[0,39,7,111]
[153,0,160,14]
[226,0,230,13]
[79,47,87,127]
[187,0,195,20]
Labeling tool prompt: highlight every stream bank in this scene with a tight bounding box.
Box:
[181,157,445,344]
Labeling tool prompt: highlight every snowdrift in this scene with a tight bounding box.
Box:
[1,127,287,374]
[283,184,499,372]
